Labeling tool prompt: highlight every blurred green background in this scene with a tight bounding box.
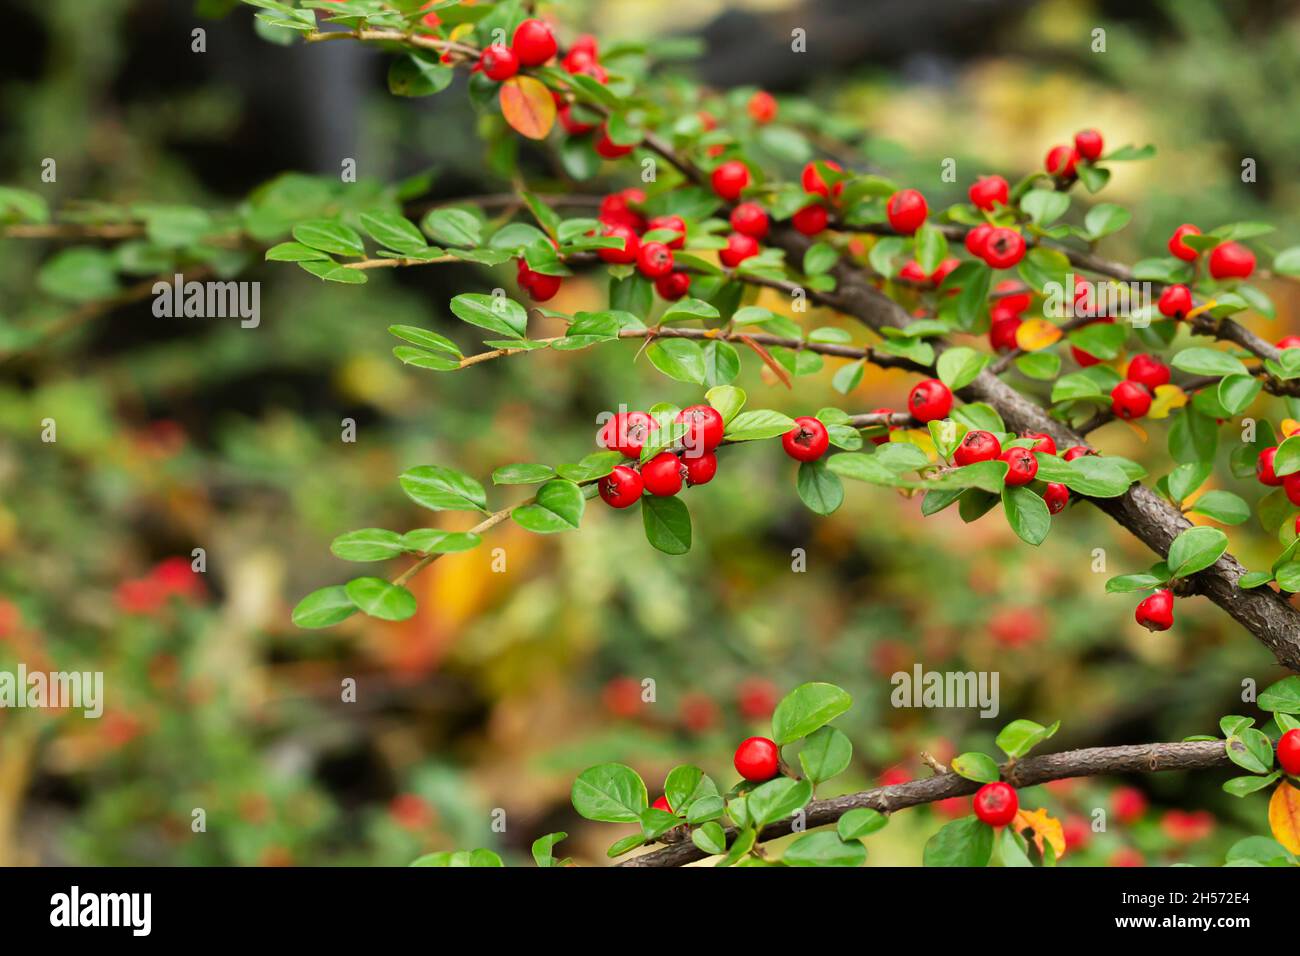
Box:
[1,0,1297,866]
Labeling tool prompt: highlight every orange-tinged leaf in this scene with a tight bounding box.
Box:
[1282,418,1300,438]
[1013,807,1066,860]
[500,76,556,140]
[1148,383,1188,420]
[740,334,792,389]
[1015,319,1062,352]
[1121,418,1148,442]
[1269,781,1300,855]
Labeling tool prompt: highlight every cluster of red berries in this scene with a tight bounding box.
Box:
[649,731,784,813]
[1254,438,1300,508]
[476,18,558,82]
[951,427,1069,510]
[964,221,1027,270]
[596,406,723,506]
[1043,128,1104,182]
[899,256,960,287]
[987,280,1034,352]
[1108,353,1170,421]
[594,188,692,298]
[1167,223,1256,280]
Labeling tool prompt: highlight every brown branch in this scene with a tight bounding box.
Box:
[617,739,1229,867]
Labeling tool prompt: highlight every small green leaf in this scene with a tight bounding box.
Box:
[691,822,727,856]
[344,577,417,621]
[291,585,357,629]
[798,726,853,784]
[783,831,866,867]
[330,528,405,561]
[1166,526,1228,578]
[950,752,1001,784]
[772,682,852,745]
[571,763,648,823]
[995,718,1059,759]
[796,459,844,516]
[641,495,691,554]
[923,816,994,867]
[837,808,889,840]
[292,218,366,257]
[399,465,488,512]
[511,479,585,533]
[746,777,813,827]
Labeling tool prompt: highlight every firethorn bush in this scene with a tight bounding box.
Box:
[6,0,1300,868]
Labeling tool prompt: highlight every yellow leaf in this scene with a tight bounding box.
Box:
[1014,319,1062,352]
[1148,384,1188,420]
[892,428,937,461]
[1013,807,1066,860]
[1269,781,1300,855]
[1282,418,1300,438]
[1185,299,1217,321]
[499,76,556,140]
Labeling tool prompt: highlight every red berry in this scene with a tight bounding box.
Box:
[646,214,686,249]
[719,231,759,268]
[1062,445,1094,462]
[676,404,725,452]
[1278,336,1300,350]
[651,795,673,813]
[1000,446,1038,486]
[782,416,830,462]
[599,464,644,508]
[598,223,639,264]
[989,315,1022,352]
[558,104,596,134]
[965,223,994,258]
[908,378,953,423]
[598,189,645,230]
[524,271,561,302]
[1126,354,1170,391]
[636,241,674,279]
[511,18,557,66]
[598,410,657,457]
[594,125,633,158]
[1044,482,1070,514]
[730,202,770,239]
[479,44,519,81]
[684,451,717,486]
[792,203,828,236]
[1022,432,1056,456]
[711,160,750,201]
[1135,589,1174,632]
[972,781,1018,827]
[953,429,1001,466]
[1112,786,1148,824]
[932,258,961,286]
[654,271,691,300]
[737,678,778,719]
[1111,380,1152,420]
[982,228,1026,269]
[1157,284,1193,319]
[1284,471,1300,506]
[641,452,685,496]
[1209,241,1255,280]
[968,175,1009,211]
[1257,446,1282,486]
[801,160,844,199]
[1074,128,1103,161]
[1278,728,1300,776]
[886,189,927,235]
[747,90,777,124]
[898,260,929,284]
[995,281,1032,314]
[1168,223,1201,261]
[1045,144,1078,179]
[733,736,780,782]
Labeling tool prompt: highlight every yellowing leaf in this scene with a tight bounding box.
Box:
[499,76,556,140]
[1185,299,1217,321]
[1148,383,1188,419]
[1269,781,1300,855]
[1013,807,1066,860]
[892,428,937,460]
[1014,319,1062,352]
[1282,419,1300,438]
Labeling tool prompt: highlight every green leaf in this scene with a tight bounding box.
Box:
[297,260,367,284]
[1225,835,1296,865]
[330,528,406,561]
[951,752,1001,784]
[1223,774,1280,798]
[796,459,844,516]
[511,479,585,533]
[388,324,461,357]
[798,726,853,784]
[995,718,1059,758]
[706,385,746,424]
[1015,351,1060,381]
[716,827,756,867]
[702,339,741,386]
[388,54,454,97]
[724,409,796,441]
[605,834,645,858]
[1259,676,1300,714]
[292,218,366,257]
[1166,526,1228,578]
[36,248,121,302]
[837,808,888,840]
[1021,189,1070,226]
[936,347,988,390]
[1218,375,1261,415]
[570,763,648,823]
[746,777,813,827]
[265,241,329,262]
[399,465,488,512]
[449,292,528,339]
[359,210,429,254]
[646,338,706,384]
[783,831,867,867]
[924,817,994,867]
[344,577,417,621]
[691,822,727,856]
[914,223,948,274]
[1105,572,1168,593]
[1170,347,1250,378]
[1273,435,1300,478]
[664,765,713,815]
[291,585,357,629]
[1188,490,1250,525]
[491,463,555,485]
[1001,485,1051,546]
[1084,203,1131,240]
[400,529,482,554]
[803,242,838,275]
[772,682,852,745]
[422,208,481,247]
[1238,570,1274,590]
[641,495,691,554]
[555,451,624,483]
[531,832,568,867]
[1063,455,1132,498]
[1225,730,1273,774]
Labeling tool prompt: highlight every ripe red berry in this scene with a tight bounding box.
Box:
[1209,241,1256,280]
[995,281,1032,314]
[654,271,691,300]
[972,781,1018,827]
[711,160,750,201]
[523,270,561,302]
[1278,336,1300,350]
[651,795,673,813]
[1062,445,1094,461]
[989,314,1022,352]
[908,378,953,423]
[965,223,994,258]
[1257,446,1282,486]
[1045,144,1078,179]
[792,203,829,236]
[598,410,657,457]
[1278,728,1300,776]
[1126,354,1170,391]
[1157,284,1193,319]
[684,451,717,486]
[1111,380,1152,420]
[932,258,961,286]
[598,223,639,264]
[1285,471,1300,506]
[953,429,1001,466]
[641,452,685,496]
[719,231,759,268]
[782,416,830,462]
[1000,446,1038,486]
[982,228,1026,269]
[968,175,1009,211]
[733,736,780,782]
[737,678,778,719]
[512,18,557,66]
[801,160,844,199]
[598,189,645,230]
[1044,482,1070,514]
[898,260,929,284]
[747,90,777,124]
[1135,589,1174,632]
[886,189,928,234]
[1167,223,1201,261]
[598,464,644,508]
[1074,128,1104,161]
[479,44,519,81]
[636,240,674,279]
[594,125,633,159]
[558,104,596,134]
[1112,786,1148,824]
[1022,431,1056,456]
[677,405,725,452]
[646,214,686,249]
[730,202,770,239]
